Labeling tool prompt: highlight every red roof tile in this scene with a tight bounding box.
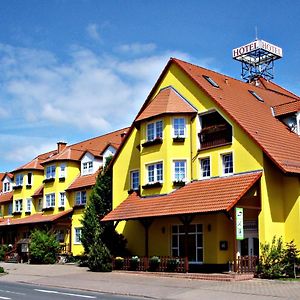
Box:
[32,184,44,198]
[0,209,73,227]
[171,58,300,174]
[0,191,13,204]
[66,172,98,191]
[102,171,262,221]
[272,100,300,116]
[42,127,129,164]
[135,86,197,122]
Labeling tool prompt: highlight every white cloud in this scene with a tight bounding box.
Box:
[116,43,156,55]
[86,23,101,42]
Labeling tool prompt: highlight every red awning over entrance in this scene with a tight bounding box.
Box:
[102,171,262,222]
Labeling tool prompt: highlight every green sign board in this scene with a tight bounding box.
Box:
[236,207,244,240]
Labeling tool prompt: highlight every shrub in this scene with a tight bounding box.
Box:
[114,257,124,270]
[167,258,179,272]
[0,266,4,273]
[29,229,60,264]
[129,256,140,271]
[149,256,160,272]
[0,245,8,261]
[87,242,112,272]
[282,240,300,278]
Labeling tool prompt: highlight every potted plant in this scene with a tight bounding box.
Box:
[149,256,160,272]
[114,256,124,270]
[129,255,140,271]
[167,258,179,272]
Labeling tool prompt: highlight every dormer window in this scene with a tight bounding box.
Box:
[83,161,93,175]
[46,165,56,179]
[3,182,10,193]
[147,120,163,141]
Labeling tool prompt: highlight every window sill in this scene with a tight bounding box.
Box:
[43,178,55,184]
[13,185,23,190]
[173,137,185,143]
[12,211,22,216]
[173,181,186,187]
[42,207,54,211]
[74,204,86,209]
[59,177,66,182]
[142,182,162,189]
[142,138,163,148]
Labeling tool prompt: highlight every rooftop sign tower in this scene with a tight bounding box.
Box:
[232,39,283,82]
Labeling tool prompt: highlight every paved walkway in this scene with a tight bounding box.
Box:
[0,263,300,299]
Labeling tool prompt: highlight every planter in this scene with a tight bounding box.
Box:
[43,178,55,184]
[142,182,162,189]
[59,177,66,182]
[142,138,163,148]
[173,137,185,143]
[173,181,185,187]
[42,207,54,211]
[167,258,179,272]
[114,257,124,270]
[149,256,160,272]
[13,185,22,190]
[129,256,140,271]
[26,184,32,189]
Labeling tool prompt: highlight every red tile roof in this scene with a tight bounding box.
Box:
[42,127,129,165]
[102,171,262,221]
[272,100,300,117]
[0,191,13,204]
[0,209,73,227]
[32,184,44,198]
[171,58,300,174]
[135,86,197,122]
[66,172,98,191]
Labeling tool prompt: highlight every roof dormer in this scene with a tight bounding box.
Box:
[81,152,102,176]
[3,174,13,193]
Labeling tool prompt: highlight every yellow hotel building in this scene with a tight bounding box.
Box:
[103,58,300,272]
[0,128,127,260]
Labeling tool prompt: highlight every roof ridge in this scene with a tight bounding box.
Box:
[272,98,300,108]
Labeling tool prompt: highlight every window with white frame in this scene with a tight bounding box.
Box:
[46,165,56,179]
[26,198,32,212]
[147,120,163,141]
[173,160,186,182]
[130,170,139,190]
[75,191,87,206]
[74,228,82,244]
[37,198,43,211]
[15,199,23,212]
[173,118,186,138]
[59,192,65,207]
[8,202,13,215]
[222,153,233,175]
[3,182,10,193]
[59,164,66,178]
[15,174,23,186]
[200,157,211,178]
[171,224,203,263]
[147,162,163,184]
[45,193,55,208]
[82,161,93,175]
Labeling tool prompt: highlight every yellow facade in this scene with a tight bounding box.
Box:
[113,62,300,268]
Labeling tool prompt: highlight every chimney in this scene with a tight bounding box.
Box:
[120,132,127,140]
[57,141,67,153]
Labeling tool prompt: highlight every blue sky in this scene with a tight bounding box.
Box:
[1,0,300,171]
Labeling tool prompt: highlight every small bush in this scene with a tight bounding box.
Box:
[167,258,179,272]
[129,256,140,271]
[149,256,160,272]
[0,266,4,273]
[0,245,8,261]
[114,257,124,270]
[88,241,112,272]
[29,229,60,264]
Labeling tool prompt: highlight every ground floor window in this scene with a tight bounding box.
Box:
[171,224,203,263]
[74,228,82,244]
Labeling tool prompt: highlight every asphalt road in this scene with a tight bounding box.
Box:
[0,282,143,300]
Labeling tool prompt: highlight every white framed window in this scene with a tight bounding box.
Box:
[172,224,203,263]
[45,193,55,208]
[46,165,56,179]
[173,160,186,181]
[3,182,10,193]
[130,170,139,190]
[37,198,43,211]
[74,228,82,244]
[8,203,13,215]
[59,164,66,178]
[147,162,163,183]
[15,199,23,212]
[222,153,233,175]
[82,161,93,175]
[15,174,23,186]
[59,192,65,207]
[200,157,211,178]
[26,198,32,212]
[75,191,87,206]
[173,118,186,138]
[147,120,163,141]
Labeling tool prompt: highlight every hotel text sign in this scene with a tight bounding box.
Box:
[236,207,244,240]
[232,40,283,59]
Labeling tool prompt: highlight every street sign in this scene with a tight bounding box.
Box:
[236,207,244,240]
